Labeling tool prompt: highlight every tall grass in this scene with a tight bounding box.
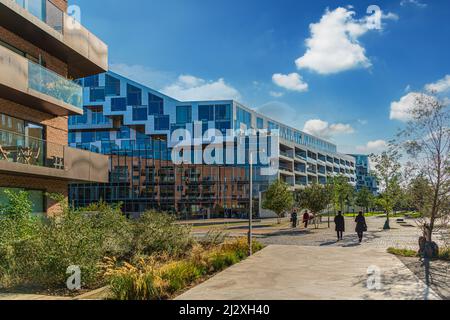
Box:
[104,238,264,300]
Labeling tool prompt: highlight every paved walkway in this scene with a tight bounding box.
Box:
[176,245,440,300]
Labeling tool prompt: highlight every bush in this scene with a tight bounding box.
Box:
[32,202,132,288]
[387,248,419,257]
[131,211,194,257]
[105,238,264,300]
[0,193,132,289]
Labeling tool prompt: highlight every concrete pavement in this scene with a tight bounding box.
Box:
[176,245,440,300]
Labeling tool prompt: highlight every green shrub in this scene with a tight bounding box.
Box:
[0,190,42,288]
[105,238,264,300]
[387,247,419,257]
[131,211,194,257]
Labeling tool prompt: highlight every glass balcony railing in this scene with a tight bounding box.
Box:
[15,0,64,33]
[0,129,65,170]
[28,60,83,109]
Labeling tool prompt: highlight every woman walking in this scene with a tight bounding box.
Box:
[355,211,368,243]
[334,211,345,241]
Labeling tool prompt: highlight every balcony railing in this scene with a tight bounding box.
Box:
[0,129,64,169]
[28,60,83,109]
[14,0,63,33]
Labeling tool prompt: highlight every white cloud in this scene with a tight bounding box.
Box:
[303,119,355,139]
[295,7,398,75]
[272,73,308,92]
[269,91,285,98]
[356,140,388,153]
[357,119,368,125]
[162,75,241,101]
[400,0,427,8]
[425,75,450,93]
[390,92,422,122]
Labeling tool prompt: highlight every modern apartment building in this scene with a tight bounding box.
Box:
[68,71,357,218]
[349,154,379,195]
[0,0,110,214]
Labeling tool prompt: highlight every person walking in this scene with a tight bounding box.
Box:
[334,211,345,241]
[355,211,368,243]
[303,211,310,229]
[291,209,298,228]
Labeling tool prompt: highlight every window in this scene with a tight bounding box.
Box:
[133,106,148,121]
[148,93,164,115]
[90,88,105,102]
[81,131,95,143]
[92,111,109,125]
[117,126,131,139]
[215,104,231,121]
[176,106,192,124]
[111,97,127,112]
[198,105,214,122]
[0,187,44,213]
[127,84,142,106]
[257,117,264,129]
[105,75,120,96]
[155,115,170,131]
[236,107,252,129]
[95,131,110,141]
[84,75,99,88]
[68,132,76,144]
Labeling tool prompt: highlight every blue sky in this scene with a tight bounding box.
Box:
[72,0,450,154]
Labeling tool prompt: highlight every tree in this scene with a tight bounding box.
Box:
[329,175,354,212]
[371,150,402,230]
[262,180,294,224]
[395,92,449,244]
[355,187,374,213]
[295,183,333,229]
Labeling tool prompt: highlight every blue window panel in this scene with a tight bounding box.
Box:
[117,126,131,139]
[236,107,252,128]
[215,104,231,121]
[176,105,192,124]
[155,115,170,131]
[148,93,164,115]
[68,132,76,144]
[133,106,148,121]
[111,97,127,112]
[198,105,214,122]
[81,131,95,143]
[215,121,231,134]
[84,75,99,88]
[105,74,120,96]
[257,117,264,129]
[90,87,105,102]
[95,131,110,141]
[127,84,142,106]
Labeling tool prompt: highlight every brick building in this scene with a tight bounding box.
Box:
[0,0,109,214]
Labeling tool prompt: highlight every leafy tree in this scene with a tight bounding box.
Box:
[355,187,374,213]
[371,150,402,229]
[295,183,333,229]
[262,180,294,224]
[329,175,354,212]
[396,93,449,243]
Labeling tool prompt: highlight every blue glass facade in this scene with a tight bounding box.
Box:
[349,154,379,195]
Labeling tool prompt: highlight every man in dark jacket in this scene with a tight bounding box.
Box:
[291,209,298,228]
[334,211,345,241]
[355,212,368,243]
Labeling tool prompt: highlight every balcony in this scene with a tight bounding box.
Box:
[0,129,108,182]
[0,44,82,115]
[0,0,108,78]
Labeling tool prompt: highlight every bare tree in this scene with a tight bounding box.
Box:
[396,92,449,244]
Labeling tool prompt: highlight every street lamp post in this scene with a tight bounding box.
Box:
[248,151,253,256]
